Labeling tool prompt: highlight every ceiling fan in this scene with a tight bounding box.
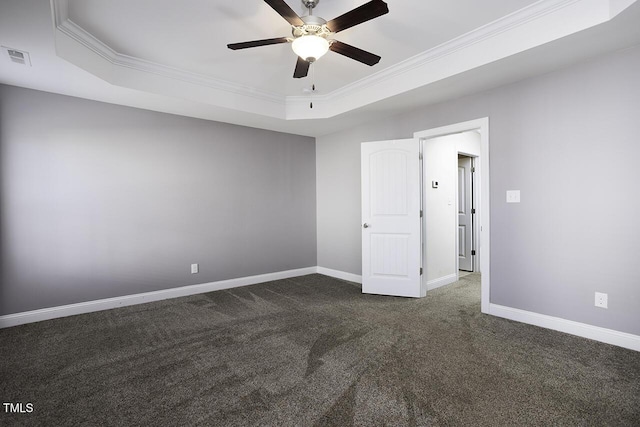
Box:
[227,0,389,78]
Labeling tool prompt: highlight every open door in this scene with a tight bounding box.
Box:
[361,139,423,298]
[458,156,474,272]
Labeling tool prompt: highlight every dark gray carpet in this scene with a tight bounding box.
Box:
[1,273,639,426]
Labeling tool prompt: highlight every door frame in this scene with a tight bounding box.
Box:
[414,118,490,314]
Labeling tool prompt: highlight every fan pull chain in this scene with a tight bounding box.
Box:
[310,61,316,109]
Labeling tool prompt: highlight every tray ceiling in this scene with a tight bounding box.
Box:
[66,0,537,95]
[0,0,639,136]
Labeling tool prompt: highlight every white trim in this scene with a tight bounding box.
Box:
[0,267,317,328]
[427,273,458,291]
[300,0,582,112]
[51,13,284,106]
[489,304,640,352]
[415,117,490,314]
[4,267,638,352]
[317,267,362,284]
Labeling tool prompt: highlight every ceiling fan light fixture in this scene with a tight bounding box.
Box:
[228,0,389,78]
[292,35,329,62]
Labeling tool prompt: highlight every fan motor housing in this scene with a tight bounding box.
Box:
[292,15,330,38]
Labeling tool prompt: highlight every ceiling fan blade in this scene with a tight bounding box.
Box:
[326,0,388,33]
[329,40,381,66]
[264,0,305,27]
[293,56,310,78]
[227,37,290,50]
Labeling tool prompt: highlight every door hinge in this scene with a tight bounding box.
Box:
[471,208,476,214]
[419,153,423,160]
[420,267,423,275]
[471,250,476,256]
[420,210,423,218]
[471,167,476,172]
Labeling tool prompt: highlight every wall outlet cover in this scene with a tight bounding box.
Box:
[191,263,199,274]
[595,292,608,309]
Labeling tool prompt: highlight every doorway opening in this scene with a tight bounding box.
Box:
[359,119,489,309]
[414,118,490,314]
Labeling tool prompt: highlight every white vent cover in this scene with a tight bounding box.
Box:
[2,47,31,66]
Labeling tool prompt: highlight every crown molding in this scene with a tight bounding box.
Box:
[327,0,584,101]
[50,0,636,121]
[57,19,285,105]
[50,0,286,118]
[285,0,637,119]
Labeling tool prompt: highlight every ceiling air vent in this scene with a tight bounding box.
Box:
[2,47,31,66]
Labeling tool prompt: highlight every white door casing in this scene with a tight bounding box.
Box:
[458,156,473,271]
[414,117,490,313]
[361,139,423,298]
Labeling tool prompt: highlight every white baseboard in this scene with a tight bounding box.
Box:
[489,303,640,352]
[427,273,458,290]
[6,269,637,352]
[0,267,317,329]
[316,267,362,284]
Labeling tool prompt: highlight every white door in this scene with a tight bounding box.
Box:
[458,156,473,271]
[361,139,422,298]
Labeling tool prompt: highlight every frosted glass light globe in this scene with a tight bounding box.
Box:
[292,35,329,62]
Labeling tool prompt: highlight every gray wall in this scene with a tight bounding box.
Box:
[0,85,316,315]
[316,45,640,335]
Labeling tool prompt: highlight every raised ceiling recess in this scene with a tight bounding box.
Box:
[51,0,636,121]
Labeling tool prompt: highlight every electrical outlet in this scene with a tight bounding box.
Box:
[191,263,199,274]
[594,292,608,309]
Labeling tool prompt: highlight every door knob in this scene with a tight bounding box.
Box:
[363,223,370,228]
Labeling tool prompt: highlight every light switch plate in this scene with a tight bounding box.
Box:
[191,263,199,274]
[506,190,520,203]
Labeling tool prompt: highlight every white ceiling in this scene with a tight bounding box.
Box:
[66,0,537,95]
[1,0,639,136]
